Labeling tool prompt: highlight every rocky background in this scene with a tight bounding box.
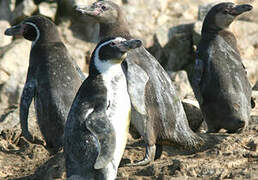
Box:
[0,0,258,179]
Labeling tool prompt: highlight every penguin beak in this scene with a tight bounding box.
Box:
[118,39,142,52]
[5,24,24,36]
[75,5,101,17]
[229,4,253,16]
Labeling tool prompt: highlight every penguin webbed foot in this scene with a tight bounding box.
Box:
[127,144,156,166]
[21,131,44,146]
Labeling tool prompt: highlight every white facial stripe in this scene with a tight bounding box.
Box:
[25,22,40,47]
[94,37,126,73]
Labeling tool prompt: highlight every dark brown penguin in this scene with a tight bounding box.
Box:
[193,2,253,133]
[5,15,85,153]
[75,1,203,165]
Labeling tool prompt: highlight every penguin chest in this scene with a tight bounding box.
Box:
[105,77,131,167]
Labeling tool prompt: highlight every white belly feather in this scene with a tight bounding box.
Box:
[101,64,131,170]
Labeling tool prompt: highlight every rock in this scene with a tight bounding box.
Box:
[0,21,12,47]
[56,0,99,42]
[242,58,258,86]
[11,0,37,24]
[0,39,31,111]
[0,0,12,21]
[171,70,194,99]
[253,82,258,91]
[197,1,221,21]
[57,21,95,75]
[0,104,41,138]
[123,0,169,47]
[193,20,202,46]
[231,21,258,58]
[182,99,203,132]
[252,91,258,103]
[38,2,57,20]
[149,23,195,72]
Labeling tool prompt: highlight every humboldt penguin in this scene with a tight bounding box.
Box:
[193,2,253,133]
[64,37,142,180]
[4,15,85,153]
[75,1,203,166]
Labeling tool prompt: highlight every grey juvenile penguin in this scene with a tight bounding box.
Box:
[64,37,142,180]
[5,15,85,153]
[75,1,203,166]
[193,2,253,133]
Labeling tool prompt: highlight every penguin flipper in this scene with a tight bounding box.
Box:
[85,109,116,169]
[20,79,36,142]
[72,59,86,81]
[126,61,149,115]
[193,58,204,105]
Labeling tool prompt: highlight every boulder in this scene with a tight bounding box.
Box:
[0,21,12,47]
[171,70,194,99]
[0,0,12,21]
[38,2,57,20]
[11,0,37,24]
[182,99,203,132]
[57,21,95,75]
[149,23,194,72]
[0,39,31,112]
[56,0,99,42]
[123,0,169,47]
[253,82,258,91]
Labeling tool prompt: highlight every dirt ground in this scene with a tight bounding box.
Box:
[0,105,257,180]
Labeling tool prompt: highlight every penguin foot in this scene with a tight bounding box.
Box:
[21,132,45,146]
[127,144,156,166]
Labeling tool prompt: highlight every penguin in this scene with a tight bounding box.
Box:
[64,37,142,180]
[4,15,85,153]
[192,2,253,133]
[75,1,203,166]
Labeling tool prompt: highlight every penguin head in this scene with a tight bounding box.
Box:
[5,15,60,46]
[202,2,252,33]
[75,1,121,24]
[91,37,142,73]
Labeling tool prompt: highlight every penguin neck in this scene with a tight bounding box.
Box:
[89,55,124,79]
[99,19,132,40]
[202,28,234,42]
[201,26,222,37]
[32,30,61,48]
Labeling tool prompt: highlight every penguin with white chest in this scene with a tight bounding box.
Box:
[4,15,85,153]
[64,37,142,180]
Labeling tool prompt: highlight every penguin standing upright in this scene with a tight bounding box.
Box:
[64,37,142,180]
[5,15,85,153]
[193,2,253,133]
[75,0,203,166]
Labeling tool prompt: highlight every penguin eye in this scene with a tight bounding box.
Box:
[110,42,116,46]
[222,9,229,14]
[101,5,107,11]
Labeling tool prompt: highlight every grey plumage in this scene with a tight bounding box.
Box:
[193,2,253,133]
[76,0,203,166]
[5,15,84,153]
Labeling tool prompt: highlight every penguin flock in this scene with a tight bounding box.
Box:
[4,1,255,179]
